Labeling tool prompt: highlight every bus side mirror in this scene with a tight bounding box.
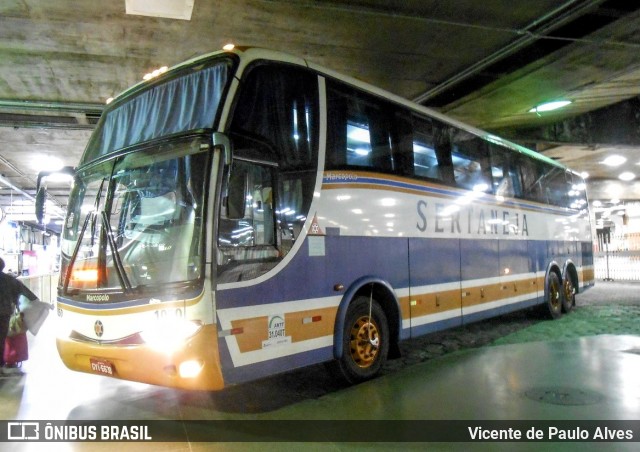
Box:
[35,166,75,224]
[35,184,47,224]
[35,170,52,224]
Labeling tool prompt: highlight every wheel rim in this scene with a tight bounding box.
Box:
[349,316,380,369]
[563,278,575,304]
[549,278,561,310]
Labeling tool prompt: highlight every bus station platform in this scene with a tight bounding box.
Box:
[1,281,639,450]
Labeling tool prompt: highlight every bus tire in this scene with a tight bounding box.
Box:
[332,296,389,384]
[562,273,575,313]
[545,272,563,320]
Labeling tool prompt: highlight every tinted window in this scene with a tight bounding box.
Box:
[544,167,571,207]
[221,63,320,282]
[327,83,394,171]
[519,157,546,203]
[489,144,523,199]
[411,114,454,183]
[229,64,319,171]
[450,130,491,193]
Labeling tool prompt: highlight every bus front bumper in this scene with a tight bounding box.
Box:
[56,324,225,391]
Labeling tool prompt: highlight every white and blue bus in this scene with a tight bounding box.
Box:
[41,47,593,390]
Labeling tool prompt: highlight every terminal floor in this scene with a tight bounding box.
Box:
[1,282,639,451]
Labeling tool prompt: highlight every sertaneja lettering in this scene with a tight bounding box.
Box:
[416,200,529,237]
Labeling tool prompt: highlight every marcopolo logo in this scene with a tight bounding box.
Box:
[94,320,104,338]
[87,294,110,302]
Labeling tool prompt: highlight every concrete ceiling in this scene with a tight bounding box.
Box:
[2,0,640,228]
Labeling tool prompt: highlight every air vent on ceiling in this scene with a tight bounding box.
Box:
[125,0,194,21]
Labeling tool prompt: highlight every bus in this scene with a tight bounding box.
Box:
[37,47,594,390]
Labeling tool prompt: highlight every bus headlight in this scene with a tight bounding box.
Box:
[140,319,202,352]
[179,360,204,378]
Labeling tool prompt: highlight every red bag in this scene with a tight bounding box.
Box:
[4,332,29,366]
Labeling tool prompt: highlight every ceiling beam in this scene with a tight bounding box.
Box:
[494,95,640,147]
[412,0,606,105]
[0,99,104,115]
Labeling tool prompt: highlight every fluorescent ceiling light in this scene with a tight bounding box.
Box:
[618,172,635,181]
[126,0,194,20]
[33,155,63,172]
[529,100,572,113]
[601,155,627,167]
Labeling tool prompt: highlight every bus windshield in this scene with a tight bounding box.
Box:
[60,134,211,297]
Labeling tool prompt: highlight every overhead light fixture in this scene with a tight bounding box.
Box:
[601,155,627,167]
[619,172,636,181]
[143,66,168,81]
[529,100,572,113]
[223,43,235,51]
[33,155,63,173]
[580,172,589,179]
[125,0,194,21]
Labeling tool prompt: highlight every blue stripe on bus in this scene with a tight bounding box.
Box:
[216,236,591,308]
[216,235,412,309]
[322,175,575,216]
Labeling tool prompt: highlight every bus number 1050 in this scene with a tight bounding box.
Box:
[153,308,183,319]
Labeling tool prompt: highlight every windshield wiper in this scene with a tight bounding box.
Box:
[101,211,132,291]
[63,212,93,294]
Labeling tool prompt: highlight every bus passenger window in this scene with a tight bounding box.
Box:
[413,141,439,179]
[489,144,522,199]
[326,82,394,173]
[346,120,373,166]
[520,159,545,203]
[544,167,571,207]
[450,131,491,192]
[218,160,279,282]
[409,114,455,183]
[227,62,319,269]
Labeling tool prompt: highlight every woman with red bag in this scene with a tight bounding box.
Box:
[0,257,39,372]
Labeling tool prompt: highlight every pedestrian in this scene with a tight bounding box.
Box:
[0,257,38,370]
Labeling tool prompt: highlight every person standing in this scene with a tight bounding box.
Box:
[0,257,38,368]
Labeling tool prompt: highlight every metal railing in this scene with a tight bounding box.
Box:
[18,273,59,304]
[595,232,640,282]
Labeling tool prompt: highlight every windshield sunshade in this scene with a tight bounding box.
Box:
[84,59,232,163]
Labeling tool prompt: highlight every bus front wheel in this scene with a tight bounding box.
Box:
[332,296,389,384]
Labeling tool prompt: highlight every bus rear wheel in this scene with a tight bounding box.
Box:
[544,272,563,320]
[332,296,389,384]
[562,274,575,313]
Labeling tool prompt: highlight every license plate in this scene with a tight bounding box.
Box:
[90,358,114,376]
